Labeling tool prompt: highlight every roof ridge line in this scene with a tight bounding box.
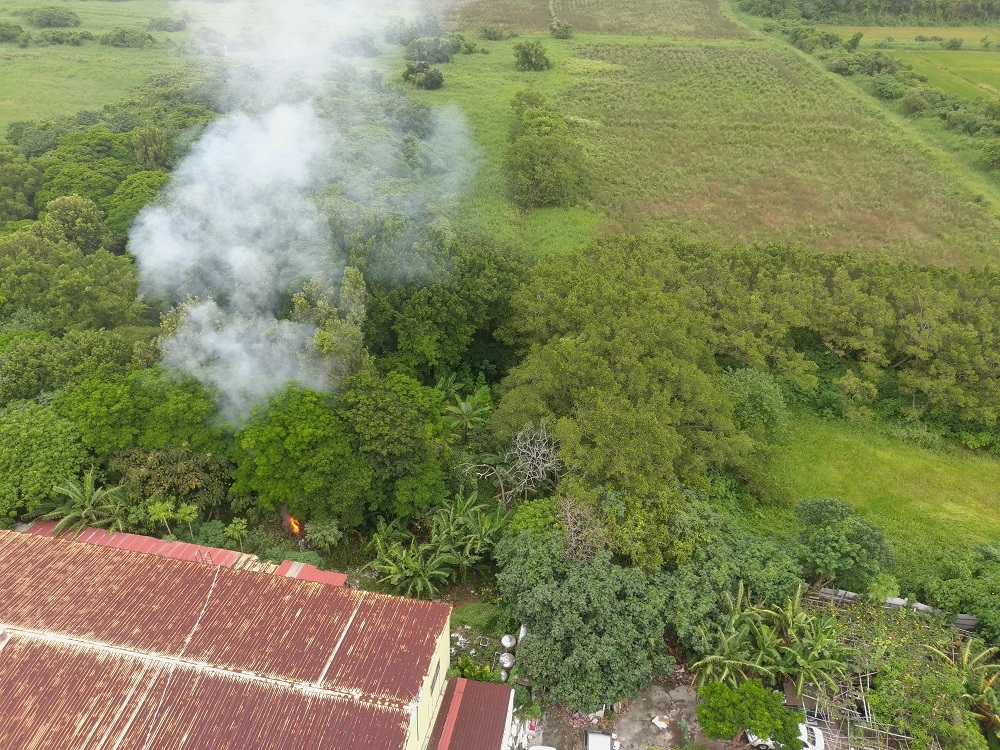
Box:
[0,622,409,711]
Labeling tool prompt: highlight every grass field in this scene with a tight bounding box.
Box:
[0,0,182,136]
[893,49,1000,99]
[444,0,747,37]
[814,24,1000,99]
[768,416,1000,581]
[405,35,606,256]
[0,0,253,137]
[423,30,1000,263]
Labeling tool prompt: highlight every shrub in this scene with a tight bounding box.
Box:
[983,138,1000,170]
[941,37,964,49]
[402,62,444,90]
[513,40,552,71]
[27,7,81,29]
[0,22,24,43]
[550,20,573,39]
[384,15,439,46]
[914,34,929,41]
[480,25,517,41]
[901,88,929,115]
[871,73,907,100]
[35,29,93,46]
[405,36,459,64]
[147,17,187,32]
[100,27,154,48]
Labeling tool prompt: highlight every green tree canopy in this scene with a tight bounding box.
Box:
[40,194,113,254]
[795,497,893,591]
[0,229,141,332]
[104,170,168,234]
[0,146,40,221]
[697,680,803,749]
[0,400,87,525]
[0,326,154,407]
[496,531,673,711]
[492,238,743,556]
[337,366,444,519]
[233,385,373,528]
[54,368,225,460]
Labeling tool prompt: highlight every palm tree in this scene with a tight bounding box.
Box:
[364,540,459,600]
[29,468,127,538]
[225,518,248,552]
[443,391,491,442]
[429,490,511,580]
[691,621,773,688]
[928,639,1000,736]
[777,615,852,697]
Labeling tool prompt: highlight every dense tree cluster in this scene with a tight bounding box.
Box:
[740,0,1000,23]
[502,91,584,209]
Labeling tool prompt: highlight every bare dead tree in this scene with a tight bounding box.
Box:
[505,421,561,501]
[555,495,607,563]
[457,422,561,508]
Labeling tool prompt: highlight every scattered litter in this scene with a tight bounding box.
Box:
[652,715,670,730]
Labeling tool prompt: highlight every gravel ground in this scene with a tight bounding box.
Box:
[527,672,729,750]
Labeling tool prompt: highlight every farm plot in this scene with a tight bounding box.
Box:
[817,23,1000,46]
[445,0,746,37]
[893,49,1000,100]
[557,41,1000,264]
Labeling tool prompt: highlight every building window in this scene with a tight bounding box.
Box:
[430,661,441,694]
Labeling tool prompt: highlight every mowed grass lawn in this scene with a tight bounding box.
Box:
[770,416,1000,579]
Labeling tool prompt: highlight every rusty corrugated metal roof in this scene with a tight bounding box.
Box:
[426,678,515,750]
[0,635,409,750]
[22,521,348,585]
[0,530,449,749]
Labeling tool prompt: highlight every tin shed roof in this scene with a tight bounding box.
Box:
[427,678,515,750]
[0,530,450,750]
[21,520,348,586]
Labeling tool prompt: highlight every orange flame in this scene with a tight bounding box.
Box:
[289,516,301,535]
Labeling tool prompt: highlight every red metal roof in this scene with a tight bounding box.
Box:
[0,636,409,750]
[427,678,515,750]
[0,530,450,750]
[21,520,347,586]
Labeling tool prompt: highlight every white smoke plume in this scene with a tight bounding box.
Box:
[130,0,475,421]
